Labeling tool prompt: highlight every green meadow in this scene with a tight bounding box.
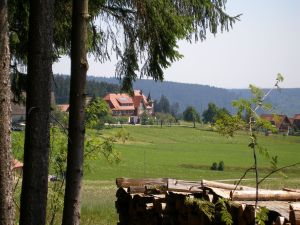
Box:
[78,124,300,225]
[13,124,300,224]
[85,125,300,181]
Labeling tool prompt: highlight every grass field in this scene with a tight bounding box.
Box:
[78,124,300,225]
[13,124,300,224]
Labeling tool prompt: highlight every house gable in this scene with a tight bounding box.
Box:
[260,114,292,132]
[104,90,153,117]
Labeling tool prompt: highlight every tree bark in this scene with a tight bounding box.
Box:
[19,0,54,224]
[62,0,89,224]
[0,0,14,224]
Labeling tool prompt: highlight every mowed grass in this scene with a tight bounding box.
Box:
[79,125,300,225]
[85,125,300,182]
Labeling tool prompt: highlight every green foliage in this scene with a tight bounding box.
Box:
[256,207,269,225]
[85,97,110,129]
[155,112,175,127]
[185,197,233,225]
[140,111,149,125]
[85,136,121,166]
[215,198,233,225]
[12,131,25,161]
[213,75,297,223]
[184,197,215,221]
[9,1,239,92]
[140,114,157,125]
[154,95,171,113]
[53,75,121,104]
[215,114,245,137]
[211,161,225,171]
[183,106,200,122]
[218,161,225,171]
[114,128,130,144]
[202,103,218,123]
[51,105,69,127]
[202,103,230,124]
[211,162,218,170]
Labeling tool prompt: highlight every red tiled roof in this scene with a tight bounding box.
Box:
[293,114,300,120]
[57,104,69,112]
[104,93,135,110]
[12,159,23,169]
[104,90,152,115]
[260,114,291,129]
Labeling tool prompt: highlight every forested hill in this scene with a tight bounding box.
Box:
[54,75,300,116]
[53,75,120,104]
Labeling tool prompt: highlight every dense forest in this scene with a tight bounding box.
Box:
[53,75,120,104]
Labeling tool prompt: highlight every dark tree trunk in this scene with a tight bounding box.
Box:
[62,0,89,224]
[0,0,14,224]
[19,0,54,224]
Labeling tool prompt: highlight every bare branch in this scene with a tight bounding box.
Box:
[258,162,300,185]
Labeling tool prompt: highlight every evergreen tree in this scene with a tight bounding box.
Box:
[7,1,239,224]
[0,0,14,223]
[62,0,88,224]
[19,0,54,224]
[155,95,171,113]
[202,102,219,124]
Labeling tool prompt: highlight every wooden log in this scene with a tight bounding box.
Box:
[116,187,129,198]
[243,205,256,225]
[145,184,167,194]
[116,178,167,188]
[128,186,146,194]
[154,201,166,213]
[290,203,300,225]
[146,203,154,210]
[168,179,202,193]
[275,216,285,225]
[201,179,245,190]
[231,190,300,201]
[283,188,300,193]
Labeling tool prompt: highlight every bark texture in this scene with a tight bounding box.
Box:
[62,0,89,224]
[19,0,54,224]
[0,0,14,224]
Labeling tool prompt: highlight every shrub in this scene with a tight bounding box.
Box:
[218,161,225,171]
[211,162,218,170]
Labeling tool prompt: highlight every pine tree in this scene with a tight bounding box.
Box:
[0,0,14,223]
[19,0,54,224]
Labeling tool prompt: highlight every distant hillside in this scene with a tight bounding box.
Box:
[54,75,300,116]
[89,76,300,116]
[88,76,238,113]
[231,89,300,117]
[53,75,120,104]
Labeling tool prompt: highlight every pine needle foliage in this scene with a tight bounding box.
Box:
[8,0,240,92]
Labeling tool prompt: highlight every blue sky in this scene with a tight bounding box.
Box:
[52,0,300,88]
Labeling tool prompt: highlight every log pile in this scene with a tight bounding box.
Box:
[115,178,300,225]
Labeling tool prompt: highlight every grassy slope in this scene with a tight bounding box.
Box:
[85,125,300,182]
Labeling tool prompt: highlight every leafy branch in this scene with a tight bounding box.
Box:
[215,74,300,223]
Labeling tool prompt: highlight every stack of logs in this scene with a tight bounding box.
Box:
[115,178,300,225]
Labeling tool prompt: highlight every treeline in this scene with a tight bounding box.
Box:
[53,75,120,104]
[92,76,300,116]
[153,94,230,128]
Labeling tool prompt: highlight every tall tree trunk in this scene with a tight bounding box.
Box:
[19,0,54,224]
[62,0,89,224]
[0,0,14,224]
